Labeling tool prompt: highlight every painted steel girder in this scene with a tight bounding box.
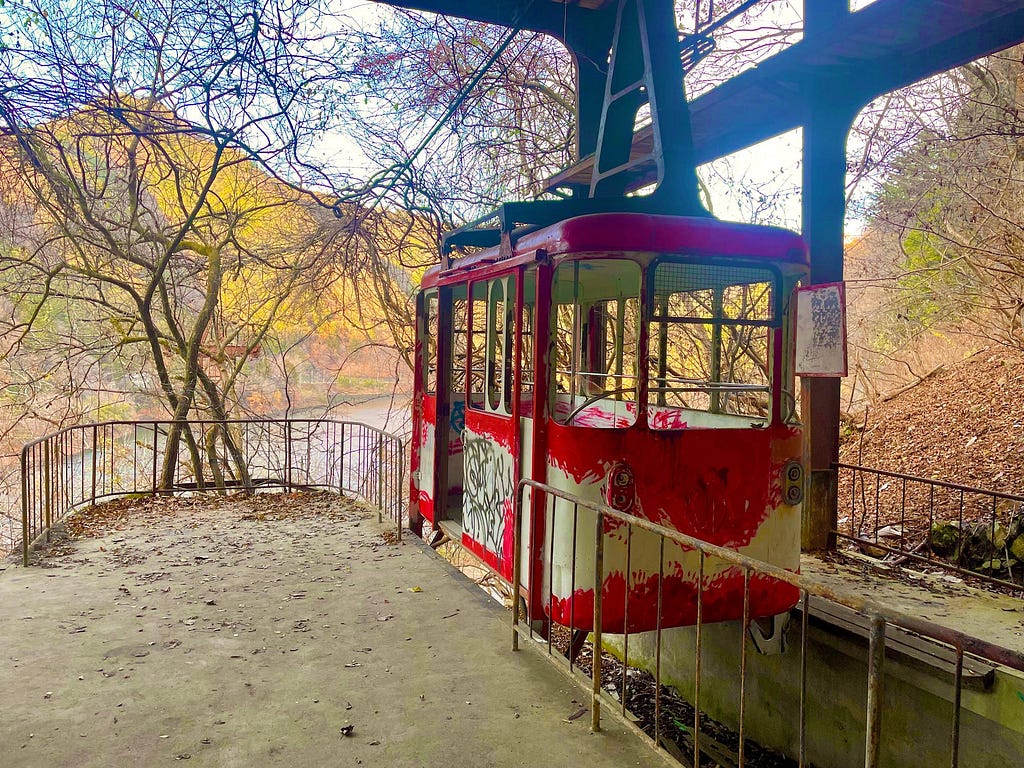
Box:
[547,0,1024,189]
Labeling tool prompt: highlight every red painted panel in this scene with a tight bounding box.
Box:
[541,421,802,632]
[548,570,801,633]
[464,407,515,452]
[547,423,799,548]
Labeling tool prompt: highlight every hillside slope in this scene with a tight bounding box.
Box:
[839,346,1024,497]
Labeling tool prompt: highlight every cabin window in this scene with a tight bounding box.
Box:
[648,262,776,428]
[486,277,516,414]
[781,278,802,425]
[466,276,515,415]
[468,282,487,406]
[519,269,536,409]
[487,279,505,411]
[451,292,468,395]
[424,291,438,395]
[552,259,640,428]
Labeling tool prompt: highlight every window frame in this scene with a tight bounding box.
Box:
[550,255,643,430]
[644,255,785,427]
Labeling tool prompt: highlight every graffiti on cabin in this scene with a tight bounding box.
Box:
[462,429,514,561]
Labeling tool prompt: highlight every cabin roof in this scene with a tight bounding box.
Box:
[422,213,808,288]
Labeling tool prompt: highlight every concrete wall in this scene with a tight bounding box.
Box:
[605,617,1024,767]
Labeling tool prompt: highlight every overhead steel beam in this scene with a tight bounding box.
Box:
[545,0,1024,189]
[365,0,605,38]
[699,0,1024,161]
[373,1,1024,186]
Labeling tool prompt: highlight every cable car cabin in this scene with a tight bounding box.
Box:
[410,212,808,633]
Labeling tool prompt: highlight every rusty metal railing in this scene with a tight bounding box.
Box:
[512,479,1024,768]
[19,419,405,565]
[836,462,1024,590]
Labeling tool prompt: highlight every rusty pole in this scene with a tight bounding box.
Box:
[591,509,604,733]
[865,616,886,768]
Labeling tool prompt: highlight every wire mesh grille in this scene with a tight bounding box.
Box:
[651,262,776,324]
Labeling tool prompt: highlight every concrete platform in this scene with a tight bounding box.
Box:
[800,553,1024,654]
[0,494,662,768]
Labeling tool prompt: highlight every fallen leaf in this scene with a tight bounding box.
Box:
[566,707,588,722]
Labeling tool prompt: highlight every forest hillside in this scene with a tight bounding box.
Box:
[839,346,1024,497]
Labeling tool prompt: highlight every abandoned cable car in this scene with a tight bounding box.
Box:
[410,208,808,633]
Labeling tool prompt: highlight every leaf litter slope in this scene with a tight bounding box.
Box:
[838,346,1024,536]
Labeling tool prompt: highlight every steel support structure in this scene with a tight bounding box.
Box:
[799,0,853,551]
[371,0,1024,549]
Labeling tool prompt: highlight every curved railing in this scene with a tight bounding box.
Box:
[19,419,405,565]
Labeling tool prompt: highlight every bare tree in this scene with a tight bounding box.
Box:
[853,46,1024,368]
[0,0,370,487]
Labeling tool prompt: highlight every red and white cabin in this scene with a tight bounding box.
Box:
[411,212,808,632]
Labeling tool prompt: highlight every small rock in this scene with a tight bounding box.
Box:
[929,521,960,558]
[1009,534,1024,563]
[855,536,886,559]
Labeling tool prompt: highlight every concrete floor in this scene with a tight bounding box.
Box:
[0,494,663,768]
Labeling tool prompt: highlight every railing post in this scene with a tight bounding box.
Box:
[21,447,30,566]
[396,438,404,541]
[376,432,384,523]
[592,509,604,733]
[865,616,886,768]
[43,439,52,542]
[338,423,346,495]
[91,424,98,504]
[951,645,964,768]
[512,483,524,652]
[151,422,158,494]
[285,421,293,489]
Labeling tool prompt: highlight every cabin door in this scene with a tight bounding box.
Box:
[461,274,518,577]
[437,286,466,524]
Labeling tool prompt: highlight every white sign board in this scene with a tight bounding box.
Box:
[795,282,848,377]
